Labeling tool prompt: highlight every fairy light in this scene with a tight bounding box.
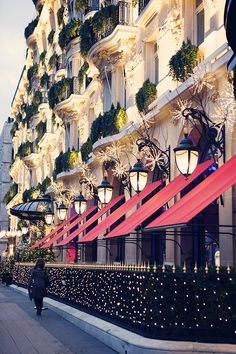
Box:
[11,264,236,342]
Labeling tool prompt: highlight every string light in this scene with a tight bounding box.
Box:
[12,264,236,342]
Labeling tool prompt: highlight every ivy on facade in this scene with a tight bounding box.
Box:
[47,30,55,45]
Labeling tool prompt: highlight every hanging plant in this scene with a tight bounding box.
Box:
[48,53,58,70]
[75,0,88,12]
[24,17,38,39]
[39,50,47,65]
[27,63,39,82]
[16,141,34,159]
[40,72,50,88]
[3,183,18,204]
[57,6,65,26]
[78,61,89,87]
[48,78,72,108]
[35,120,47,146]
[135,79,157,113]
[48,30,55,45]
[169,39,199,82]
[79,18,93,58]
[81,138,92,162]
[58,19,81,49]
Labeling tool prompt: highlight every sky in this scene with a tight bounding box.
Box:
[0,1,36,130]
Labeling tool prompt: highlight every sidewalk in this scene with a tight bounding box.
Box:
[0,284,117,354]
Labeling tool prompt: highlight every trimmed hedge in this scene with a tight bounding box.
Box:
[169,39,199,82]
[136,79,157,113]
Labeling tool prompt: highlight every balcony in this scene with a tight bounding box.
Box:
[55,53,67,81]
[83,2,137,67]
[52,77,86,116]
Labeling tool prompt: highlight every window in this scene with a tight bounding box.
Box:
[195,0,204,46]
[103,71,112,112]
[154,43,159,85]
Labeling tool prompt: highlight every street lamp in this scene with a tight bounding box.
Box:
[173,133,199,178]
[129,158,148,193]
[74,192,87,215]
[45,207,54,225]
[97,171,113,204]
[173,108,225,178]
[21,225,28,235]
[57,203,68,221]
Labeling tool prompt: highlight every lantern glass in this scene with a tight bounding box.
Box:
[175,149,199,176]
[129,159,148,193]
[98,185,113,204]
[21,226,28,235]
[74,199,87,215]
[45,212,54,225]
[57,204,68,221]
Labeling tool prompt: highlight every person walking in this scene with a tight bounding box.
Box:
[28,258,50,316]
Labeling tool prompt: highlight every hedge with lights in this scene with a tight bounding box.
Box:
[12,265,236,343]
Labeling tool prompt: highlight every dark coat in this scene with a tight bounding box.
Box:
[28,268,50,299]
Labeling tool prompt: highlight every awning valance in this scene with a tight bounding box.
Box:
[104,159,213,238]
[45,195,125,247]
[145,155,236,230]
[78,180,162,243]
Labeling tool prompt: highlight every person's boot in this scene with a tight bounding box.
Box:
[36,307,41,316]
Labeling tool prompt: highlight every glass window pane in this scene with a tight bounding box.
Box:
[196,0,202,8]
[197,9,204,45]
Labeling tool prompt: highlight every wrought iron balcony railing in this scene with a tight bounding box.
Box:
[138,0,151,15]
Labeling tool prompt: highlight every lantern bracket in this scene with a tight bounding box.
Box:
[181,107,225,164]
[136,138,170,182]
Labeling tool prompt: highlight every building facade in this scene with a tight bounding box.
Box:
[7,0,236,267]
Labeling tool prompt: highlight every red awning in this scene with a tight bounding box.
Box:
[78,180,162,243]
[52,195,125,247]
[145,155,236,230]
[105,159,213,238]
[41,206,97,248]
[31,212,78,249]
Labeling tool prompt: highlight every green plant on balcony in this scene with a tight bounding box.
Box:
[59,19,81,49]
[25,17,39,39]
[35,120,47,147]
[54,149,80,176]
[22,102,40,128]
[75,0,88,12]
[48,53,58,70]
[79,18,93,58]
[27,63,39,83]
[81,138,92,162]
[169,39,199,82]
[57,6,65,26]
[10,113,23,137]
[92,5,118,36]
[16,141,34,159]
[39,50,47,65]
[32,90,42,106]
[23,186,40,203]
[79,5,118,57]
[48,30,55,45]
[40,72,50,88]
[22,176,51,203]
[135,79,157,113]
[48,78,72,109]
[78,61,89,87]
[81,104,128,161]
[2,183,18,205]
